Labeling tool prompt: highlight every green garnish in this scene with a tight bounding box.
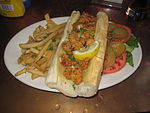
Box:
[80,27,88,32]
[76,29,81,33]
[85,45,89,48]
[67,30,71,35]
[72,84,76,90]
[69,57,76,61]
[108,31,114,35]
[89,32,95,37]
[67,54,76,61]
[77,27,94,37]
[52,39,56,42]
[124,34,139,67]
[126,51,134,67]
[43,34,49,39]
[48,44,53,50]
[124,43,134,52]
[126,34,139,48]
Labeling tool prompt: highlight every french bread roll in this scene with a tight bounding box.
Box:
[46,11,108,97]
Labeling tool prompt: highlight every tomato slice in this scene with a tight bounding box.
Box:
[103,52,126,74]
[108,24,131,43]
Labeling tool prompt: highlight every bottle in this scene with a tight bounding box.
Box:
[22,0,31,8]
[0,0,25,17]
[126,0,148,21]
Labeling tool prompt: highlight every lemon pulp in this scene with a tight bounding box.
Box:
[73,41,100,60]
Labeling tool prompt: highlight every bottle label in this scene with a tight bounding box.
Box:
[0,4,14,11]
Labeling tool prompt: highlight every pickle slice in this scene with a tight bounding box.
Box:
[110,41,126,57]
[112,27,128,39]
[108,23,117,33]
[104,46,116,68]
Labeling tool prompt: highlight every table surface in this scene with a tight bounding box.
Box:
[0,0,150,113]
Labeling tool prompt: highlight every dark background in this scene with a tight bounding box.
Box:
[0,0,150,113]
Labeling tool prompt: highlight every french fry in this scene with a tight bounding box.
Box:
[28,36,35,43]
[46,51,55,68]
[17,55,23,64]
[36,57,47,66]
[21,48,27,54]
[38,25,46,31]
[44,13,58,29]
[24,56,35,64]
[43,50,52,59]
[18,53,35,65]
[25,49,31,54]
[16,13,66,80]
[40,61,48,71]
[34,39,52,62]
[30,48,39,54]
[26,68,45,76]
[46,22,66,34]
[52,30,64,42]
[30,63,45,72]
[17,54,27,65]
[33,26,47,40]
[31,74,41,80]
[15,68,27,76]
[19,31,57,48]
[36,45,43,50]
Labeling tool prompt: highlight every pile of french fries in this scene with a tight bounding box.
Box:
[15,14,66,80]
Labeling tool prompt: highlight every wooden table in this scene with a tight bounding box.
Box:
[0,0,150,113]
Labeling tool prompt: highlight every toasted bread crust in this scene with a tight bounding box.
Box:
[46,11,108,97]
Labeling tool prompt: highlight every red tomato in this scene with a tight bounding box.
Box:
[109,24,131,43]
[103,52,126,74]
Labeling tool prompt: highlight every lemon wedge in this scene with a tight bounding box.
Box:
[73,41,100,60]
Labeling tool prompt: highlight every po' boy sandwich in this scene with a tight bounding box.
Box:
[46,11,108,97]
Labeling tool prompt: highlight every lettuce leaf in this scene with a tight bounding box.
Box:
[124,43,135,52]
[125,34,139,67]
[126,51,134,67]
[126,34,139,48]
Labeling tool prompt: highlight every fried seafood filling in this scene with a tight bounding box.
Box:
[60,13,96,85]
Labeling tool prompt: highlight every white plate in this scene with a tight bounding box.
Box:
[4,17,142,92]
